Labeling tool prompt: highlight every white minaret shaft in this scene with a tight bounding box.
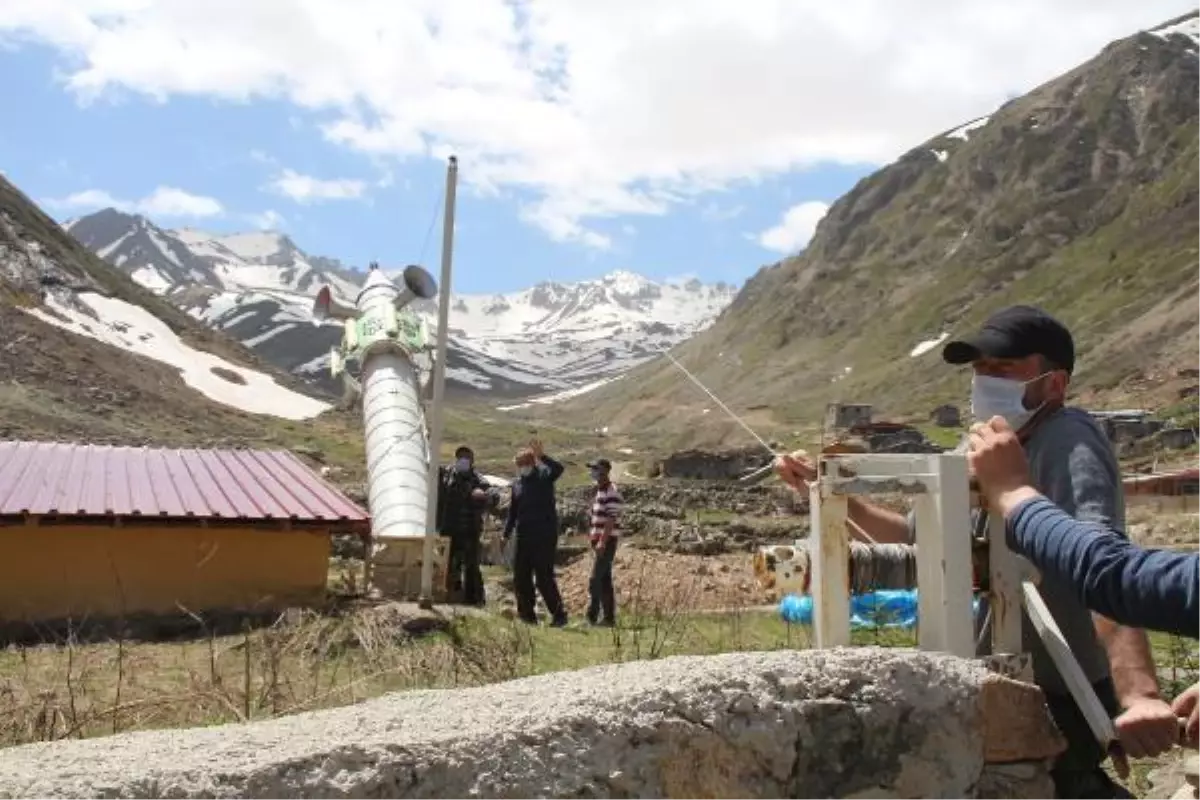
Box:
[311,158,451,602]
[357,268,431,539]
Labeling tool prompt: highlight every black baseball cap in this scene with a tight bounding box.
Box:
[587,458,612,471]
[942,305,1075,374]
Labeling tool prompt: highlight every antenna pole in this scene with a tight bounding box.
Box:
[418,156,458,609]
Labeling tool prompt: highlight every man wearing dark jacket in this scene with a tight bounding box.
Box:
[437,445,494,606]
[503,438,568,626]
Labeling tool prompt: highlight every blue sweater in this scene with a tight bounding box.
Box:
[1006,496,1199,639]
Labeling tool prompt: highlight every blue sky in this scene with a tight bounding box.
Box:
[0,1,1189,294]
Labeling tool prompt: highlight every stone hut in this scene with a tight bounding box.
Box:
[825,403,873,431]
[1158,427,1198,450]
[930,403,961,427]
[660,446,771,481]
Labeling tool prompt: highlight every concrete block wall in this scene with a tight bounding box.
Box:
[0,647,1065,799]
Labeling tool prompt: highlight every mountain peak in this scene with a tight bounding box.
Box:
[1148,11,1199,49]
[555,12,1199,440]
[65,209,738,400]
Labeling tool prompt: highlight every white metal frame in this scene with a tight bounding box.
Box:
[809,452,1019,659]
[809,451,1122,753]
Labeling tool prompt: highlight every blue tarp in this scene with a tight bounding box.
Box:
[778,590,982,629]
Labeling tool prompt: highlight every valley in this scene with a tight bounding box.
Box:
[0,10,1196,796]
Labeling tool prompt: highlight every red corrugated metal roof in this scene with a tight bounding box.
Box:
[0,441,369,527]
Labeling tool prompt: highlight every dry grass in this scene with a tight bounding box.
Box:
[0,606,532,747]
[0,563,1194,800]
[1127,507,1200,550]
[0,564,907,751]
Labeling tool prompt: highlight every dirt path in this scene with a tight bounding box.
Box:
[557,547,774,614]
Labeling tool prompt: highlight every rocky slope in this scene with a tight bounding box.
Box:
[555,13,1200,447]
[1,176,590,481]
[66,210,737,398]
[0,175,357,451]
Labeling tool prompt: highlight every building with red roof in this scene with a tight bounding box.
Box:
[0,440,369,629]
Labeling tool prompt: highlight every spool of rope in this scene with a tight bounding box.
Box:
[753,542,920,595]
[846,541,918,593]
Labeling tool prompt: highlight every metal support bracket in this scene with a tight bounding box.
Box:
[810,452,1018,660]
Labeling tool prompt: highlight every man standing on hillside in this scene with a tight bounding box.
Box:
[585,458,623,627]
[504,438,568,627]
[776,305,1180,799]
[436,445,495,607]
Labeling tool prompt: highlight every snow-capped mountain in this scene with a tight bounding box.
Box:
[67,209,363,298]
[65,210,737,400]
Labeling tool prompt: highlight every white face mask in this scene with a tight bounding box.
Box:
[970,372,1050,431]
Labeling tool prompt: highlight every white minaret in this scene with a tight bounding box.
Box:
[311,156,458,603]
[313,263,440,591]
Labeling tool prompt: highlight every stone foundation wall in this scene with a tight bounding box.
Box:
[0,647,1064,799]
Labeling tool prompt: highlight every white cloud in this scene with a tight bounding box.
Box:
[757,201,830,253]
[246,209,285,230]
[137,186,223,217]
[46,185,223,217]
[266,168,366,203]
[3,0,1190,245]
[701,202,745,222]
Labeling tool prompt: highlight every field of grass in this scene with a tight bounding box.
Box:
[0,602,895,748]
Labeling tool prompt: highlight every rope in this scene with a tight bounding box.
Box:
[791,542,919,594]
[846,541,918,593]
[415,183,444,267]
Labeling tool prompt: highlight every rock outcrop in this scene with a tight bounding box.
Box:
[0,647,1064,799]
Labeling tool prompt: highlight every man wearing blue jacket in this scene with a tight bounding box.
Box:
[504,438,568,627]
[968,413,1199,746]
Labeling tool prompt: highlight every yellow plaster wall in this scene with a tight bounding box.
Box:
[0,524,330,623]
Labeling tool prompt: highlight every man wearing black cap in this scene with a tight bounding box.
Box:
[585,458,623,627]
[776,305,1179,798]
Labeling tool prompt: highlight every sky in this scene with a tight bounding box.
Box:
[0,1,1192,294]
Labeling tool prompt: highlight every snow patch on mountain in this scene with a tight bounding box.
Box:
[495,376,622,411]
[22,292,329,420]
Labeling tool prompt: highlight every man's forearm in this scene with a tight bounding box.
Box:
[1001,494,1199,636]
[848,497,911,544]
[1094,615,1163,703]
[984,491,1161,705]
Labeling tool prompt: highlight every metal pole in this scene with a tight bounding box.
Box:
[418,155,458,609]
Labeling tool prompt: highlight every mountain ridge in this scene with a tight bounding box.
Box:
[65,210,737,398]
[0,172,356,453]
[547,13,1200,448]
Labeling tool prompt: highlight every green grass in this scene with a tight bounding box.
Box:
[917,424,965,449]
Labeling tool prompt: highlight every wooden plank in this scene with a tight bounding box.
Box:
[988,511,1024,655]
[810,481,851,648]
[920,454,975,657]
[1022,581,1117,747]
